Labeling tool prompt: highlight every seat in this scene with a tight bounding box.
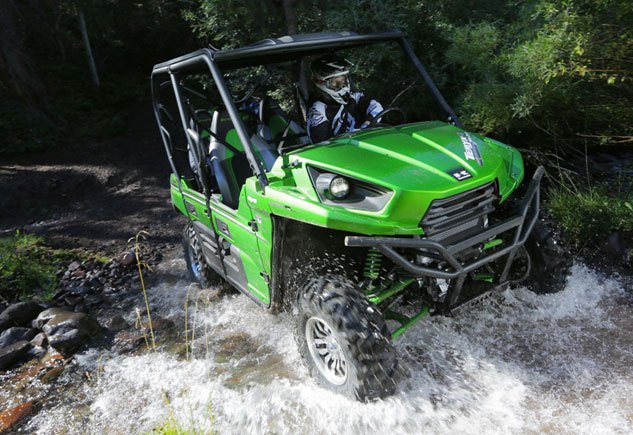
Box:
[256,97,310,157]
[207,110,251,209]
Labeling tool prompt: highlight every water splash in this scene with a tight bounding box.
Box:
[24,265,633,434]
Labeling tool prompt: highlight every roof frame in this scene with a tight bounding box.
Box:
[151,29,462,193]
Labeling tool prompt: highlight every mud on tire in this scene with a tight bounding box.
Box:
[295,275,400,401]
[182,222,229,291]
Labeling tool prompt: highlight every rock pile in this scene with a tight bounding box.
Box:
[0,247,167,372]
[0,303,101,370]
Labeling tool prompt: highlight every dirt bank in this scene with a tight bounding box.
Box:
[0,104,186,255]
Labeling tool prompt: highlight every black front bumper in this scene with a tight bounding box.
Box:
[345,166,545,310]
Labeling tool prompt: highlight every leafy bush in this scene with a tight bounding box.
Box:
[548,187,633,248]
[0,232,83,302]
[0,232,57,302]
[0,103,57,156]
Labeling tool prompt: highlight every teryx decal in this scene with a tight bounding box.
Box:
[448,167,473,181]
[458,132,484,166]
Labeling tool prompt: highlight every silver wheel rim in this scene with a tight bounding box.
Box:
[188,243,202,281]
[305,316,347,385]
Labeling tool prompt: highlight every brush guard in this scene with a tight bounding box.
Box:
[345,166,545,313]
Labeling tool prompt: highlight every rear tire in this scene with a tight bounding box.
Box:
[522,219,572,293]
[295,275,400,401]
[182,222,230,291]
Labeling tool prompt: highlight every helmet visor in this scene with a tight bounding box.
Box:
[325,73,350,92]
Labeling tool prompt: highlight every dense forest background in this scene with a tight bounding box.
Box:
[1,0,632,246]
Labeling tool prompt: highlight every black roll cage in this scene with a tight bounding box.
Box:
[151,29,462,193]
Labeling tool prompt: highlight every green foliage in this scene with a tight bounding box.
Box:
[150,393,214,435]
[0,232,59,302]
[548,187,633,247]
[0,104,57,156]
[183,0,286,49]
[1,0,631,156]
[0,232,98,302]
[445,0,633,145]
[0,0,194,157]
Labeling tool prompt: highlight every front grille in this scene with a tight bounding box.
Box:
[420,181,497,243]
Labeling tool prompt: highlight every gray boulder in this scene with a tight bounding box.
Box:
[32,307,69,329]
[0,327,38,348]
[0,341,32,371]
[41,310,101,354]
[106,314,128,332]
[30,332,48,348]
[0,302,44,332]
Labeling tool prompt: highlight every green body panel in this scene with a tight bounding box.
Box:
[171,121,525,305]
[171,176,271,305]
[253,121,523,235]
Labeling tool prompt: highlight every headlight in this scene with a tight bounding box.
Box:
[315,173,350,199]
[330,176,350,199]
[308,166,393,211]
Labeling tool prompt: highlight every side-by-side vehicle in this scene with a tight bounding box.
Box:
[151,30,569,401]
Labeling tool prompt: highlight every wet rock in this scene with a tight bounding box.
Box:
[52,289,67,301]
[145,316,175,333]
[0,302,44,331]
[30,332,48,348]
[40,365,65,383]
[107,314,128,332]
[68,261,81,272]
[0,327,38,348]
[600,232,632,265]
[73,304,87,313]
[42,310,101,354]
[87,277,102,288]
[0,341,32,370]
[72,285,91,295]
[27,345,47,360]
[8,353,64,384]
[33,308,69,329]
[119,250,136,267]
[0,400,33,432]
[113,330,146,353]
[71,269,86,279]
[83,294,103,308]
[64,295,83,306]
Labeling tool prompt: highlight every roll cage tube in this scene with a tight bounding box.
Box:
[169,71,212,197]
[204,56,269,190]
[152,49,269,191]
[398,37,463,129]
[150,75,180,179]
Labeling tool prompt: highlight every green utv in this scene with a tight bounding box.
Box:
[151,30,570,401]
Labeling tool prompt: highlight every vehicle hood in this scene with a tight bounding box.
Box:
[292,121,514,195]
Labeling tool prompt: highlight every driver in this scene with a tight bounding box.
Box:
[307,54,384,144]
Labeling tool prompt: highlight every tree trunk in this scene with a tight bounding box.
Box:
[0,0,53,123]
[78,10,100,87]
[282,0,298,35]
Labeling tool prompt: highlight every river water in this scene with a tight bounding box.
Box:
[16,261,633,434]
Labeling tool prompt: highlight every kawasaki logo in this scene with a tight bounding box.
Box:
[448,167,472,181]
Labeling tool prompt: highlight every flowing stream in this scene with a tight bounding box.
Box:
[10,259,633,434]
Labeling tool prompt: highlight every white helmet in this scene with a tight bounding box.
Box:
[311,55,353,105]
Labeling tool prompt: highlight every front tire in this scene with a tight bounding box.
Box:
[522,219,572,293]
[295,276,400,401]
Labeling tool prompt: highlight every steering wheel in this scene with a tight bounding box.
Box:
[367,107,407,127]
